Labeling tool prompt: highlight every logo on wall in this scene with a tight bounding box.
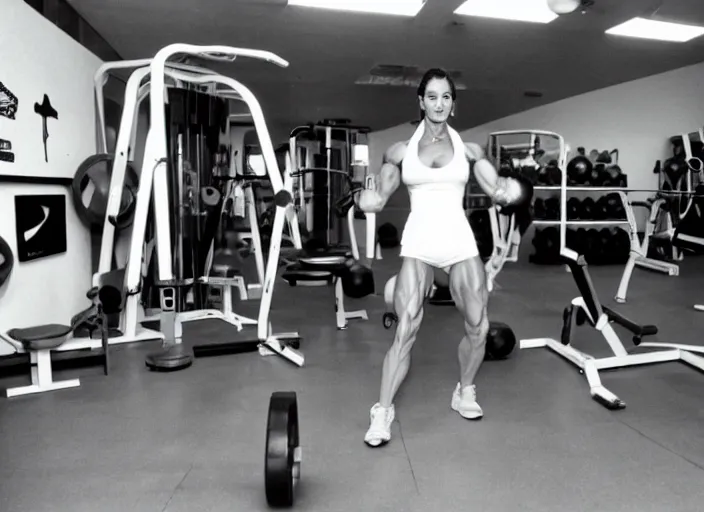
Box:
[14,195,67,263]
[0,81,18,165]
[0,138,13,163]
[34,94,58,163]
[0,81,18,120]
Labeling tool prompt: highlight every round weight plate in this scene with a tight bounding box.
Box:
[201,186,221,207]
[0,234,14,288]
[265,391,300,508]
[72,153,139,230]
[382,312,398,329]
[145,345,194,372]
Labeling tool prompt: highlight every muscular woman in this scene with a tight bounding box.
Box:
[356,68,530,447]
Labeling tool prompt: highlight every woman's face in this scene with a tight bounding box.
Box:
[419,77,454,123]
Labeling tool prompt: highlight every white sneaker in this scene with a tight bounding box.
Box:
[364,403,395,447]
[451,383,483,420]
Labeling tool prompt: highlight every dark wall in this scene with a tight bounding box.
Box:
[23,0,121,61]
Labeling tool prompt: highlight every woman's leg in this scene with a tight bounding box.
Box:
[448,256,489,419]
[365,257,433,447]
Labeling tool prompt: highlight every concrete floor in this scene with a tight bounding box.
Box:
[1,252,704,512]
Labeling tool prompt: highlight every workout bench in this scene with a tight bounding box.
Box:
[0,306,110,398]
[294,252,369,330]
[521,248,704,410]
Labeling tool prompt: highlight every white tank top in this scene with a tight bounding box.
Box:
[398,122,478,266]
[402,122,469,217]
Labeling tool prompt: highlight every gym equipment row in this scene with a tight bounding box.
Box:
[0,46,308,393]
[0,58,195,396]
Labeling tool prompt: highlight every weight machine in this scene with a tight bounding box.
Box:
[104,43,303,369]
[487,130,569,291]
[73,58,220,347]
[288,120,371,250]
[615,127,704,304]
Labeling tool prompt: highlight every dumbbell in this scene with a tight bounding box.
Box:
[544,196,560,220]
[598,227,614,264]
[594,196,609,220]
[605,193,626,219]
[612,227,631,263]
[531,227,560,264]
[533,198,546,219]
[537,161,561,186]
[566,197,581,220]
[579,197,596,219]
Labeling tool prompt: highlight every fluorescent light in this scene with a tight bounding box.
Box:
[287,0,426,17]
[605,17,704,43]
[454,0,558,24]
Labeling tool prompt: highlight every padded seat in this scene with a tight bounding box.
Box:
[300,245,352,258]
[211,264,242,278]
[298,255,349,274]
[296,245,353,275]
[282,262,333,286]
[2,305,111,398]
[8,324,71,351]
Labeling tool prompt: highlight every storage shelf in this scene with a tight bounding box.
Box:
[534,186,628,192]
[533,220,629,226]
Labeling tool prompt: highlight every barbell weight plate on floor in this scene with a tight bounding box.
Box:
[265,391,300,508]
[71,153,140,231]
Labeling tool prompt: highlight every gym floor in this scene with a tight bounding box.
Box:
[1,253,704,512]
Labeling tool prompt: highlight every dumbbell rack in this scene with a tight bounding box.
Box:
[477,130,638,268]
[533,184,634,262]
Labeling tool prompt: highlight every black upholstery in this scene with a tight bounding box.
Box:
[8,324,71,351]
[561,251,657,338]
[560,252,602,325]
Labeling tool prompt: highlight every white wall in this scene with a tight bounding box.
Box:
[369,61,704,233]
[459,61,704,192]
[0,0,102,354]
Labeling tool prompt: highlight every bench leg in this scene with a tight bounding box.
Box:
[5,350,81,398]
[334,277,368,330]
[222,285,257,327]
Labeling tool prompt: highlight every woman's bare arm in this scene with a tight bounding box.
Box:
[356,142,407,213]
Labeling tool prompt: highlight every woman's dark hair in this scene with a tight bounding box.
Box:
[416,68,457,119]
[417,68,457,99]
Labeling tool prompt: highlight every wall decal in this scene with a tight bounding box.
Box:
[34,94,58,163]
[0,138,14,163]
[0,82,18,165]
[14,194,67,262]
[0,81,18,120]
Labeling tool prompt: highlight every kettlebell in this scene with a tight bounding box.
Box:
[341,262,375,299]
[484,321,517,360]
